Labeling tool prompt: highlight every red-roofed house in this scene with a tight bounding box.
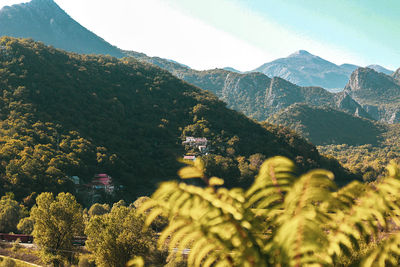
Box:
[90,174,115,193]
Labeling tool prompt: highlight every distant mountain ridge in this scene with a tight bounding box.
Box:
[366,64,393,75]
[123,56,372,121]
[129,50,398,123]
[253,50,393,90]
[0,0,123,57]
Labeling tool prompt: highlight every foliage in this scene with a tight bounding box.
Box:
[85,201,165,267]
[87,203,110,217]
[0,258,16,267]
[77,255,96,267]
[30,192,83,267]
[16,217,34,235]
[319,123,400,181]
[0,193,27,233]
[267,103,386,146]
[0,37,355,202]
[138,156,400,267]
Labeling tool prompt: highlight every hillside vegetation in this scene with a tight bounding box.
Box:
[267,103,386,145]
[265,103,400,181]
[319,124,400,181]
[0,37,357,202]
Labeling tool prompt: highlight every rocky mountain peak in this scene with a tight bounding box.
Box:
[30,0,56,5]
[288,50,314,58]
[344,67,400,110]
[345,67,378,92]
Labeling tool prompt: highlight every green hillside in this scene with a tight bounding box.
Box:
[266,103,400,181]
[319,123,400,181]
[267,103,386,145]
[0,37,358,202]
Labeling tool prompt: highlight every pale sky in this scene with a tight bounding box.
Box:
[0,0,398,71]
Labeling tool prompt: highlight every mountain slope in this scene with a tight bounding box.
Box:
[267,103,386,145]
[393,68,400,83]
[0,0,123,57]
[253,50,352,90]
[0,37,358,200]
[124,52,370,121]
[253,51,394,90]
[339,63,359,74]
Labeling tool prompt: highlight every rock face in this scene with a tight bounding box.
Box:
[0,0,123,57]
[344,68,400,104]
[393,68,400,84]
[344,67,400,123]
[334,92,371,119]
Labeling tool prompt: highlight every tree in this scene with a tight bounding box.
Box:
[85,202,165,267]
[87,203,110,217]
[16,216,34,234]
[30,192,83,267]
[137,157,400,267]
[0,193,26,233]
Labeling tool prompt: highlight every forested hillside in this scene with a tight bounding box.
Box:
[267,103,386,145]
[0,37,358,202]
[266,103,400,181]
[319,123,400,181]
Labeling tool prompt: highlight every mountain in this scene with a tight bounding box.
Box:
[122,50,190,73]
[339,63,359,74]
[123,50,371,121]
[267,103,386,145]
[366,64,393,75]
[0,37,359,201]
[222,67,242,73]
[344,67,400,123]
[253,51,395,90]
[393,68,400,83]
[0,0,123,57]
[253,50,352,90]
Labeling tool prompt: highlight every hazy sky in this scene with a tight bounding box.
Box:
[0,0,399,71]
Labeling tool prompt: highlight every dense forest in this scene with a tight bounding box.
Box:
[0,37,357,203]
[319,123,400,181]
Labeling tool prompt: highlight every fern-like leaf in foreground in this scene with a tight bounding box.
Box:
[138,157,400,267]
